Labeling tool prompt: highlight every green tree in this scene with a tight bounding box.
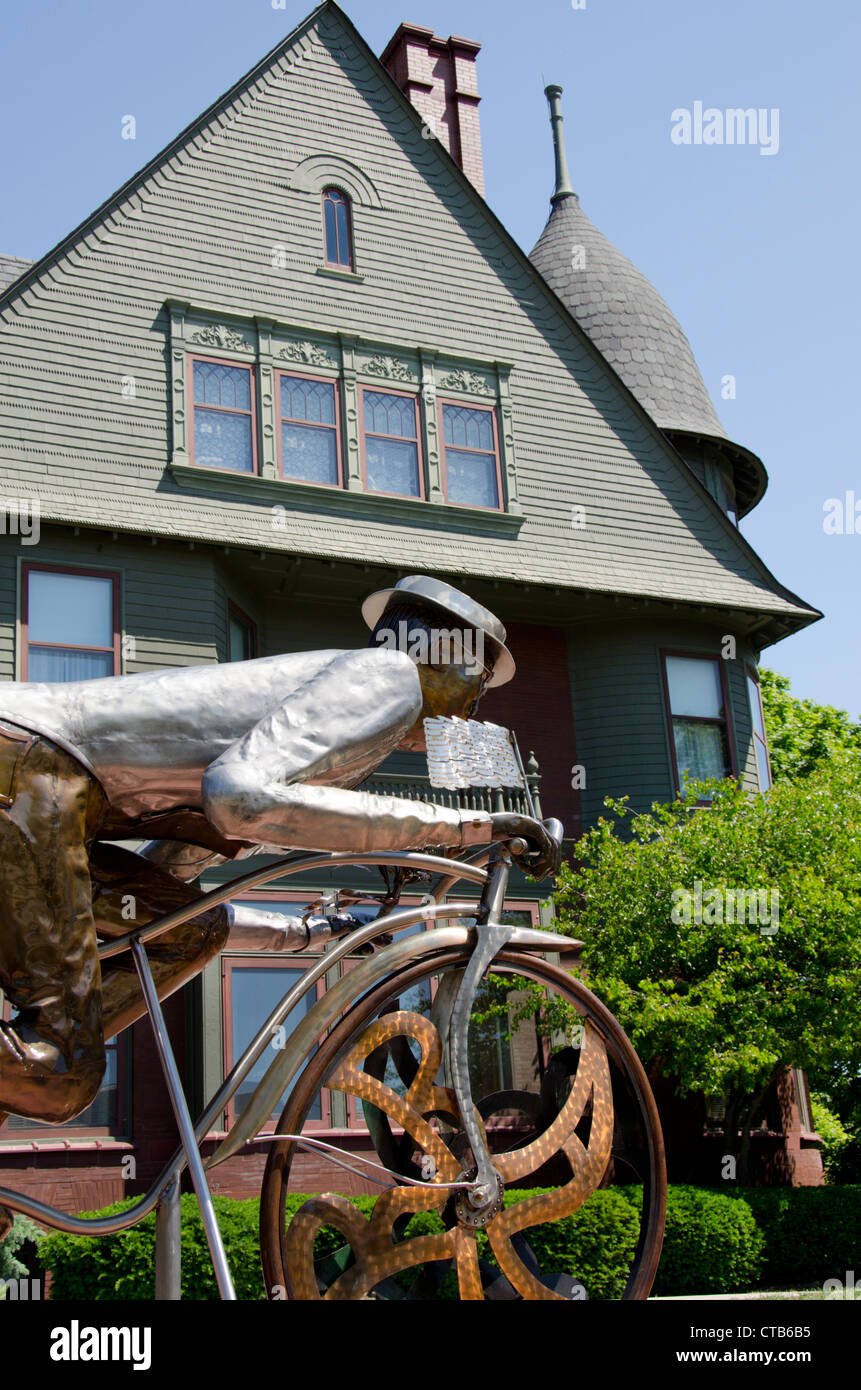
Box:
[552,767,861,1183]
[759,668,861,782]
[759,669,861,1173]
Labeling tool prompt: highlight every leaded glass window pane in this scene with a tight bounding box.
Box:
[193,361,251,410]
[363,390,420,496]
[323,188,353,268]
[193,408,253,472]
[280,375,339,484]
[366,436,420,496]
[445,448,499,507]
[324,195,339,260]
[442,404,500,508]
[363,391,417,439]
[281,376,336,426]
[444,404,494,452]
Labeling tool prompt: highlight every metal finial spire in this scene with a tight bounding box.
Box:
[544,83,576,203]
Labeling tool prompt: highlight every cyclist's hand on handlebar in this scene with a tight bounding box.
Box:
[489,814,563,880]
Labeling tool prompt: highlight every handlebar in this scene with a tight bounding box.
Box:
[543,817,564,847]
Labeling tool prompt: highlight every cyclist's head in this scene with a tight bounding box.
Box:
[362,577,514,750]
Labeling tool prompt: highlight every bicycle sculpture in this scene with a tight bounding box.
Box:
[0,575,665,1300]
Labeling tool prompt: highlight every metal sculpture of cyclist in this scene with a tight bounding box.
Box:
[0,575,559,1199]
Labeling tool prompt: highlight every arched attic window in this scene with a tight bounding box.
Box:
[322,187,354,270]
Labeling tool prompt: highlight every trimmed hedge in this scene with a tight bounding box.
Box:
[733,1185,861,1288]
[36,1184,861,1299]
[649,1186,765,1296]
[40,1195,267,1301]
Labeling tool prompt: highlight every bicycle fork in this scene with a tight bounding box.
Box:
[447,847,516,1215]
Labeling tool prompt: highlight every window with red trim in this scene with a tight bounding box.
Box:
[191,357,256,473]
[440,401,502,509]
[322,187,354,269]
[361,388,422,498]
[22,564,120,681]
[663,653,734,789]
[278,372,342,486]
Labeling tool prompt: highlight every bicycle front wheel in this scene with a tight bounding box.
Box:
[260,948,665,1301]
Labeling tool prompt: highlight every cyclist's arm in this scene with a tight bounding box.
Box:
[201,648,493,854]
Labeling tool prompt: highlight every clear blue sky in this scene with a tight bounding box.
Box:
[1,0,857,715]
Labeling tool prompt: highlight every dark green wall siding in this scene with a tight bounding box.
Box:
[0,531,221,677]
[567,618,763,828]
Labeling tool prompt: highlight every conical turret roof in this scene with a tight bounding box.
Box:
[530,88,766,515]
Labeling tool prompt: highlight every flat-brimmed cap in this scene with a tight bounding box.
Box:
[361,575,515,688]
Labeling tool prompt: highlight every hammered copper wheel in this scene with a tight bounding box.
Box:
[260,950,665,1301]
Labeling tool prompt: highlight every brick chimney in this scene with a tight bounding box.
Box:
[381,23,485,196]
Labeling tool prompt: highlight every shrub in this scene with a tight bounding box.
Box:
[734,1185,861,1288]
[0,1214,41,1287]
[509,1188,640,1299]
[44,1183,859,1300]
[37,1188,643,1300]
[649,1186,765,1296]
[40,1195,266,1301]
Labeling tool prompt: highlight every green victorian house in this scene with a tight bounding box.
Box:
[0,2,821,1210]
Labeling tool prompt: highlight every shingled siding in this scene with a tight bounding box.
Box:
[0,5,813,631]
[566,618,763,828]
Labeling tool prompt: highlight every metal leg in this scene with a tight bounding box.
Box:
[132,939,236,1302]
[154,1177,182,1301]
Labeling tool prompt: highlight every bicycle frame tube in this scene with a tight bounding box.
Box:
[209,922,478,1166]
[97,850,488,960]
[211,853,527,1170]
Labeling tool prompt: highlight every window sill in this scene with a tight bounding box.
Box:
[169,463,524,537]
[316,266,365,284]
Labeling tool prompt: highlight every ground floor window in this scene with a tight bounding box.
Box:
[22,563,120,681]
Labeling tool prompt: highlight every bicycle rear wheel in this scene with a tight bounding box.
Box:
[260,949,665,1301]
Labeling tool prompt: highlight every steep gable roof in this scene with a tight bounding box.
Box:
[0,2,819,643]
